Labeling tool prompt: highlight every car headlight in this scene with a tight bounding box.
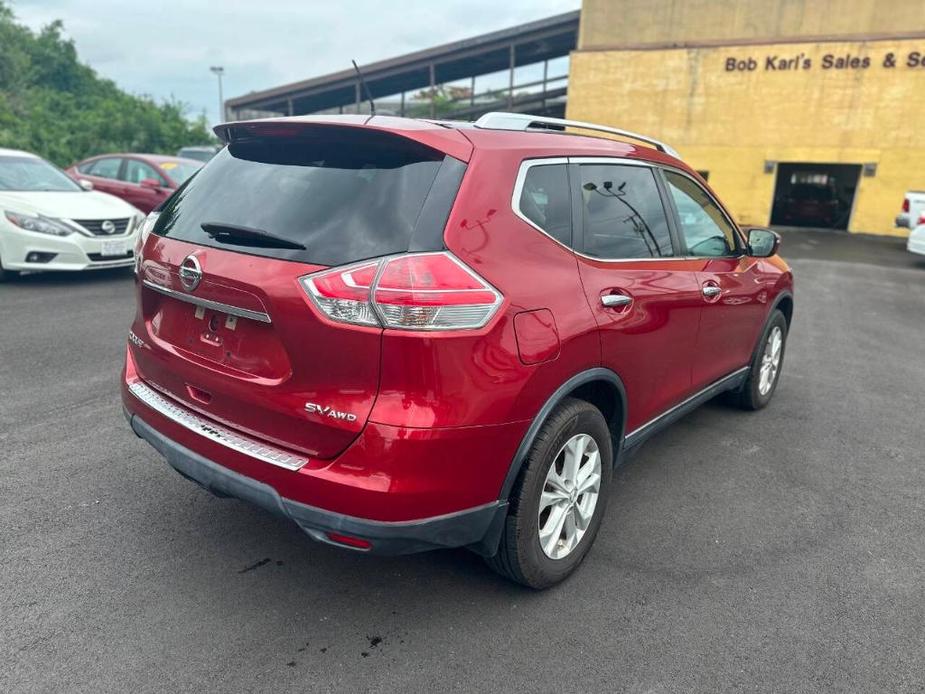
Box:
[4,211,75,237]
[131,212,146,233]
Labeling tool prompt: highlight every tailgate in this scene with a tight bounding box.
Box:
[127,122,468,460]
[135,237,380,459]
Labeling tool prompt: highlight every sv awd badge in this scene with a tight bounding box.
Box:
[305,402,358,422]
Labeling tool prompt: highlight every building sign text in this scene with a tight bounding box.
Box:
[725,51,925,72]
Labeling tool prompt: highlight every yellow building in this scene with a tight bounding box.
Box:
[566,0,925,235]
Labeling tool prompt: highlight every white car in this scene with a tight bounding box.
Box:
[896,190,925,230]
[0,148,144,280]
[908,216,925,258]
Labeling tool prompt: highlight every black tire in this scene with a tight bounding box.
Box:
[485,397,613,589]
[0,255,19,283]
[731,309,788,410]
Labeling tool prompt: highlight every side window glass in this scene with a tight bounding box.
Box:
[88,158,121,180]
[578,164,673,259]
[123,159,161,185]
[517,163,572,246]
[664,171,738,257]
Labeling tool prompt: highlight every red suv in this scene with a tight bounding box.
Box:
[122,113,793,588]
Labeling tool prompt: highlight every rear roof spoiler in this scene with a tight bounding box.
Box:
[474,112,681,160]
[213,116,473,162]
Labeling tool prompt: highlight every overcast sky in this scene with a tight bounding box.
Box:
[12,0,579,125]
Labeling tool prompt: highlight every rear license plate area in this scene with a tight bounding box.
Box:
[145,295,289,379]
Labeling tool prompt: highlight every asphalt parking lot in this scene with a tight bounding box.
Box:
[2,230,924,693]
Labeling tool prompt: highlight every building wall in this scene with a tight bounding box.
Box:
[578,0,925,50]
[568,2,925,235]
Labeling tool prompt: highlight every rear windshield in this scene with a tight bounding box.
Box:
[154,129,461,266]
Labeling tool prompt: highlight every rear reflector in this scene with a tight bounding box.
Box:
[301,252,501,331]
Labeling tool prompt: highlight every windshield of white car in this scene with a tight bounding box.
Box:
[0,156,82,192]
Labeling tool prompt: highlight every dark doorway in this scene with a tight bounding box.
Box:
[770,163,861,230]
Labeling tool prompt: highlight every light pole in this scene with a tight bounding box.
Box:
[210,66,225,124]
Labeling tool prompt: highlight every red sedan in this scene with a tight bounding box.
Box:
[68,154,202,213]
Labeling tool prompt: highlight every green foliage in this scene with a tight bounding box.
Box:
[406,85,475,118]
[406,85,509,118]
[0,1,213,165]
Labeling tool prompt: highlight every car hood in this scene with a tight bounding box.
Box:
[0,191,140,219]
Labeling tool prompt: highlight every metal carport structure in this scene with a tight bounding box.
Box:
[226,11,579,122]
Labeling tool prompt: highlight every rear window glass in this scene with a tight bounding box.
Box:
[153,129,454,266]
[518,164,572,246]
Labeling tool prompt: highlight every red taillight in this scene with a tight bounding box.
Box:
[301,252,502,331]
[903,198,910,213]
[918,213,925,226]
[303,260,380,326]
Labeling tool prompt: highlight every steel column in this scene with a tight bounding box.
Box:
[507,43,515,108]
[429,63,436,118]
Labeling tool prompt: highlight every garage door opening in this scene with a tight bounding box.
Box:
[770,163,861,230]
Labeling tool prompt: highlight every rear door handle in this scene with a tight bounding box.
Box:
[702,286,721,298]
[601,293,633,307]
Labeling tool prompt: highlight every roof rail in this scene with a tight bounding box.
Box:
[474,112,681,160]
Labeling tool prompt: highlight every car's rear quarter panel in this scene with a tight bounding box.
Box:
[405,143,603,427]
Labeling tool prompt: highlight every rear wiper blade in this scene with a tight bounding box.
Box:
[200,222,306,250]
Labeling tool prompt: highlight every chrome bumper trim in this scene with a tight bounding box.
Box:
[142,280,272,324]
[128,381,308,471]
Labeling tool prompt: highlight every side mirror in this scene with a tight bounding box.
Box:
[139,178,162,190]
[747,228,781,257]
[78,179,94,191]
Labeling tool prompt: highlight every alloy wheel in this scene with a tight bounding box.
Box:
[537,433,602,560]
[758,325,783,395]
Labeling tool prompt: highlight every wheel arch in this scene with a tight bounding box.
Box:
[772,290,794,328]
[498,368,627,502]
[744,289,794,373]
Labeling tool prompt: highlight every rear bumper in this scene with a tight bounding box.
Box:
[908,230,925,256]
[126,409,508,555]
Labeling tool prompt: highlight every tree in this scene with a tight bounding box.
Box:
[0,1,213,165]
